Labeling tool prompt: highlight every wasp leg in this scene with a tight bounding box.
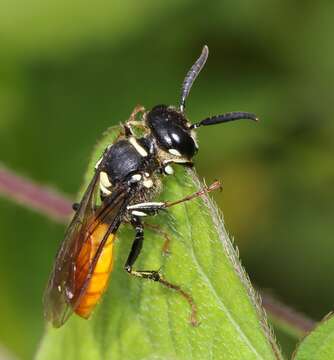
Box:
[127,201,166,216]
[123,105,147,137]
[165,180,222,208]
[144,222,171,256]
[127,180,222,217]
[124,217,198,326]
[129,104,146,122]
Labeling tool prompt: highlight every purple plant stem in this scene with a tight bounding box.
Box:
[261,291,316,335]
[0,165,72,223]
[0,164,317,336]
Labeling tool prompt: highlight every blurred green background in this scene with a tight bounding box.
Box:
[0,1,334,359]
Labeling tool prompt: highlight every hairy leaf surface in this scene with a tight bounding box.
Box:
[36,125,281,360]
[294,314,334,360]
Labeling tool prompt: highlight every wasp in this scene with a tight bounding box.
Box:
[43,45,258,327]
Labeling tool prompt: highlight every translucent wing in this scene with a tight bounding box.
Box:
[43,169,131,327]
[70,185,131,314]
[43,170,100,326]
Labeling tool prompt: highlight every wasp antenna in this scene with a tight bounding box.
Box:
[180,45,209,113]
[190,112,259,129]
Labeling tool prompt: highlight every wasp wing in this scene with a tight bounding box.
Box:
[70,184,131,312]
[43,168,131,327]
[43,170,100,326]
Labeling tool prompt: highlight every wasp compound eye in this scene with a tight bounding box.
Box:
[147,105,197,159]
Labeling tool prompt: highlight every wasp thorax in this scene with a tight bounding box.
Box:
[147,105,198,159]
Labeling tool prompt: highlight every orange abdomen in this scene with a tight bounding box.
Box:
[74,223,116,318]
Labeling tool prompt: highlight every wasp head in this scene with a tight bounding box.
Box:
[146,104,198,161]
[146,45,258,169]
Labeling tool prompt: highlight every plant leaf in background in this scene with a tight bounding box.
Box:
[0,0,189,58]
[293,314,334,360]
[36,126,281,360]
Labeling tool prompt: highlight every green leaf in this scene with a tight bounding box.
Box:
[293,314,334,360]
[36,125,282,360]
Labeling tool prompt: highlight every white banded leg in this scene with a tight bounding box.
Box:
[127,202,166,217]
